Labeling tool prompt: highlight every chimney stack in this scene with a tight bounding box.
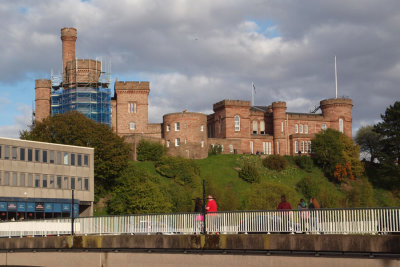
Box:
[61,27,77,81]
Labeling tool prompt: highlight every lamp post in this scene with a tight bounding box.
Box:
[71,189,74,236]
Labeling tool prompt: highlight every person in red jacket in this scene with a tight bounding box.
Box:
[205,195,218,233]
[205,195,217,213]
[277,195,292,210]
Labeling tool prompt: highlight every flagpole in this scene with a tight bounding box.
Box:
[251,82,255,106]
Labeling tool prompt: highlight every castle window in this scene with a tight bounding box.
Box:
[130,122,135,130]
[221,145,224,152]
[260,121,265,134]
[200,125,204,132]
[253,121,258,134]
[167,140,170,147]
[175,138,180,147]
[281,122,284,133]
[276,142,280,154]
[201,141,204,148]
[128,102,137,113]
[305,125,308,134]
[167,125,170,132]
[339,118,344,133]
[175,122,180,131]
[322,124,327,131]
[301,141,305,153]
[295,141,298,153]
[300,124,303,134]
[263,142,272,155]
[295,124,298,133]
[234,115,240,131]
[229,145,233,153]
[308,141,312,153]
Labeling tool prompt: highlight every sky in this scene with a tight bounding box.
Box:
[0,0,399,138]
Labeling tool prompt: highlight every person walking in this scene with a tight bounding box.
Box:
[277,195,292,210]
[309,197,320,233]
[205,195,218,233]
[194,198,204,233]
[277,195,292,232]
[297,199,309,231]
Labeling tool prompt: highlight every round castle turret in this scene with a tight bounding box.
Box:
[35,79,52,123]
[320,98,353,138]
[163,111,207,159]
[272,101,287,155]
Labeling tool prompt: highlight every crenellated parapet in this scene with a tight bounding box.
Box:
[213,99,250,111]
[114,81,150,91]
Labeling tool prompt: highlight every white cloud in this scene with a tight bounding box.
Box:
[0,104,31,139]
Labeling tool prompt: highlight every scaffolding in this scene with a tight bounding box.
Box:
[50,57,112,127]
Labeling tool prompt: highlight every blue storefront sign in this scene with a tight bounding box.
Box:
[45,203,53,212]
[0,202,6,211]
[27,203,35,212]
[62,203,71,212]
[73,204,79,217]
[54,203,61,213]
[17,202,26,212]
[7,202,17,211]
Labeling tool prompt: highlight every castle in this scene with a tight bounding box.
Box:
[35,28,353,159]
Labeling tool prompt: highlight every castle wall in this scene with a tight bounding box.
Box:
[64,59,101,86]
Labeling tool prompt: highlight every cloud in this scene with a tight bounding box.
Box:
[0,0,399,138]
[0,104,32,139]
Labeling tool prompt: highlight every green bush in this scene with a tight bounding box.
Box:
[208,144,223,156]
[294,156,314,172]
[239,161,260,183]
[262,155,287,171]
[137,139,166,161]
[155,156,201,185]
[345,178,376,207]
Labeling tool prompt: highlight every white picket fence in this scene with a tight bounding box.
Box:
[0,208,398,238]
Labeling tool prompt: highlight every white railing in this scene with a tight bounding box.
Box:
[0,208,399,238]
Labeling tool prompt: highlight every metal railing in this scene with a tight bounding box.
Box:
[0,208,399,238]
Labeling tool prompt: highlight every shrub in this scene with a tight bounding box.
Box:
[137,139,166,161]
[333,162,354,183]
[262,155,287,171]
[155,156,201,186]
[239,161,260,183]
[297,176,343,208]
[208,144,223,156]
[294,156,314,172]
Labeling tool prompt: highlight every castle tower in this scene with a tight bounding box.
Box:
[272,101,287,155]
[35,79,52,123]
[320,98,353,138]
[112,81,150,136]
[61,27,77,82]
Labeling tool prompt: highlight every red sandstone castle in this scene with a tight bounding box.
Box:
[35,28,353,159]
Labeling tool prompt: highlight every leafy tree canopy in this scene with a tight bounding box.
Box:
[355,125,382,162]
[137,139,166,161]
[20,111,131,194]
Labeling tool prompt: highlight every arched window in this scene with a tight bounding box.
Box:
[252,121,258,134]
[234,115,240,131]
[260,121,265,134]
[339,118,344,133]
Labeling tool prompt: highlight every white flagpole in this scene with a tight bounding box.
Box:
[251,82,254,106]
[335,56,338,99]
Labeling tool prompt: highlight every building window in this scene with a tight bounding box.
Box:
[130,122,136,130]
[71,177,75,190]
[12,147,17,160]
[175,122,180,131]
[12,172,17,186]
[42,150,47,163]
[301,141,305,153]
[250,141,253,154]
[234,115,240,131]
[57,176,62,189]
[35,149,40,162]
[28,149,33,162]
[166,140,170,147]
[50,150,55,164]
[63,177,69,189]
[308,141,312,153]
[305,125,308,134]
[295,124,298,133]
[20,148,25,161]
[84,178,89,190]
[252,121,258,134]
[300,124,303,134]
[167,125,170,132]
[77,177,82,190]
[200,125,204,132]
[201,140,204,148]
[229,144,233,153]
[263,142,272,155]
[77,154,82,166]
[281,122,284,133]
[276,142,280,154]
[57,151,62,164]
[4,146,10,160]
[71,153,75,166]
[64,152,69,165]
[84,155,89,166]
[322,124,327,131]
[221,145,224,152]
[339,118,344,133]
[42,175,47,188]
[20,173,25,187]
[28,174,33,187]
[295,141,299,153]
[175,138,180,147]
[0,145,2,158]
[128,102,137,113]
[35,174,40,188]
[49,175,54,188]
[260,121,265,134]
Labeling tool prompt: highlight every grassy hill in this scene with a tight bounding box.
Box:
[95,154,400,215]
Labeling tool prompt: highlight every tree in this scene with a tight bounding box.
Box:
[311,128,364,181]
[374,101,400,189]
[108,164,172,214]
[137,139,166,161]
[20,111,131,194]
[355,125,381,162]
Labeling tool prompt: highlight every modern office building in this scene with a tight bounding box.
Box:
[0,137,94,221]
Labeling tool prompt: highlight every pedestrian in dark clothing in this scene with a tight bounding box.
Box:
[309,197,320,232]
[277,195,292,210]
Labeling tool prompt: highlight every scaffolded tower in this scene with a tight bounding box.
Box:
[49,28,111,126]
